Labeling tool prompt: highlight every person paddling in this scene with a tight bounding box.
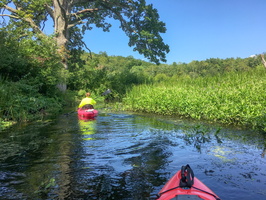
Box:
[78,92,96,110]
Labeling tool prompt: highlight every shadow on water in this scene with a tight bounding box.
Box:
[0,110,265,200]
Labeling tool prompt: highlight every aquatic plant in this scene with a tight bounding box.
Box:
[123,67,266,131]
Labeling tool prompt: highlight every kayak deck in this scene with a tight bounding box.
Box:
[168,195,206,199]
[157,165,220,200]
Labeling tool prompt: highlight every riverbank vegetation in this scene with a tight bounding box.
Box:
[1,27,265,132]
[122,67,266,131]
[0,29,73,129]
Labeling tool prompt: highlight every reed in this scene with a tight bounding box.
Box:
[123,67,266,131]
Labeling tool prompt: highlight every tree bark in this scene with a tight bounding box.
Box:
[53,0,71,70]
[260,54,266,69]
[53,0,73,91]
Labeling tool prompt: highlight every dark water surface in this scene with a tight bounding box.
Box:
[0,111,265,200]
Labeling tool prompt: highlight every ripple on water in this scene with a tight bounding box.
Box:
[0,112,265,200]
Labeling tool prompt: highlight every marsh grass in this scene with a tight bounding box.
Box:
[123,67,266,131]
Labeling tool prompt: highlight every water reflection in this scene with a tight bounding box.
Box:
[74,114,174,199]
[262,147,266,158]
[78,117,97,140]
[0,112,265,200]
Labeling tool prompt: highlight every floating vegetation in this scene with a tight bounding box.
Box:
[209,146,236,162]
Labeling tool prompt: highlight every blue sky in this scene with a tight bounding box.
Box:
[4,0,265,64]
[83,0,266,64]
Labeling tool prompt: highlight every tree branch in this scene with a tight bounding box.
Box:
[68,19,85,28]
[0,14,20,19]
[82,40,92,59]
[44,4,55,22]
[56,0,68,23]
[1,3,46,36]
[2,4,18,14]
[24,17,46,36]
[75,8,99,14]
[100,3,136,33]
[71,0,96,6]
[68,8,102,28]
[70,7,101,20]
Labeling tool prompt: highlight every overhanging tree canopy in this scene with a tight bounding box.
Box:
[0,0,170,67]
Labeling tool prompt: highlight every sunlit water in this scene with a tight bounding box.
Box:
[0,111,265,200]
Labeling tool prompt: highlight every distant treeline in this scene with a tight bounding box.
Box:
[68,51,263,98]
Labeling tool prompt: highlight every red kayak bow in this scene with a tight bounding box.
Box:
[157,165,221,200]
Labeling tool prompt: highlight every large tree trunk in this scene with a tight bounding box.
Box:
[53,0,72,91]
[53,0,71,70]
[260,54,266,69]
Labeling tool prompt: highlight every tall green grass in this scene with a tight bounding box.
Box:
[123,66,266,131]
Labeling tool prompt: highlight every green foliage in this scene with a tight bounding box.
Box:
[1,4,265,131]
[68,52,153,100]
[0,27,66,123]
[0,30,29,81]
[123,68,266,132]
[147,56,261,79]
[1,0,170,64]
[0,77,62,122]
[0,27,63,95]
[154,73,168,82]
[67,51,264,106]
[126,3,170,64]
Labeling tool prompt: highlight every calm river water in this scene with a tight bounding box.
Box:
[0,110,265,200]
